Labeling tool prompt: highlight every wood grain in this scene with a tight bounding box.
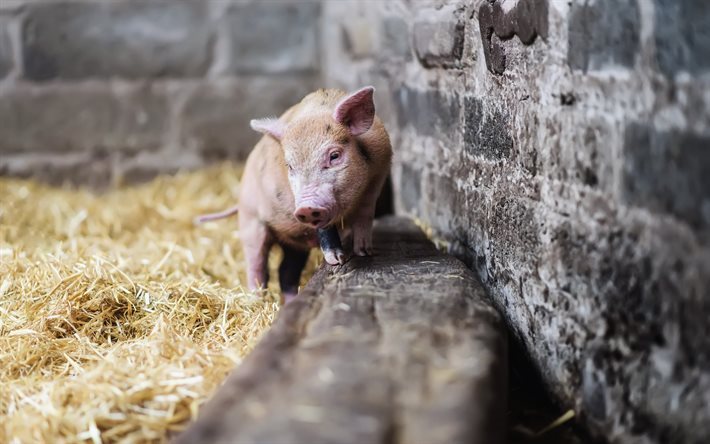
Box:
[174,217,507,444]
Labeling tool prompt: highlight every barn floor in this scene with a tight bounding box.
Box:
[0,163,320,443]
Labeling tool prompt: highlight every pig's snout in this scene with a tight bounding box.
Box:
[293,183,336,228]
[294,206,330,228]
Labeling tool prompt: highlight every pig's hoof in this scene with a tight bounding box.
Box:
[353,236,373,257]
[324,248,348,265]
[282,292,298,304]
[354,246,373,257]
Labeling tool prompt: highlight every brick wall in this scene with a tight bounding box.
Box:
[0,0,321,187]
[322,0,710,443]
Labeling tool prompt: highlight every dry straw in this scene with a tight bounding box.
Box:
[0,163,319,443]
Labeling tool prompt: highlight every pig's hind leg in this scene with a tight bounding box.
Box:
[278,245,310,304]
[241,218,273,291]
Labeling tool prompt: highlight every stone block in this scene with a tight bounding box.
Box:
[21,1,212,81]
[0,85,167,154]
[341,18,374,59]
[413,6,464,68]
[394,86,460,137]
[463,96,513,160]
[567,0,640,71]
[425,171,467,232]
[0,152,114,188]
[381,16,411,60]
[116,152,201,185]
[621,122,710,230]
[654,0,710,76]
[542,214,710,443]
[399,162,421,213]
[0,18,12,78]
[545,115,615,191]
[477,0,549,74]
[488,194,540,264]
[223,1,319,74]
[180,78,317,160]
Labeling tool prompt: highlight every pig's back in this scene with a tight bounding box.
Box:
[240,135,290,214]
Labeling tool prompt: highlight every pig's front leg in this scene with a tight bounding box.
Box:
[240,217,273,290]
[351,174,388,256]
[317,226,348,265]
[351,207,375,256]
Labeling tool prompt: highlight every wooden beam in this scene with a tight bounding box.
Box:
[174,217,507,444]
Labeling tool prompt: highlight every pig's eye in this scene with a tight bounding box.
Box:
[325,149,343,169]
[286,163,293,172]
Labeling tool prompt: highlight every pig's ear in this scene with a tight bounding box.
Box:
[333,86,375,136]
[250,118,285,141]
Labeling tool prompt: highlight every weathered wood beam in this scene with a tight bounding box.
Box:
[174,217,507,444]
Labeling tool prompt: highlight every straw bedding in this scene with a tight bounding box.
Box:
[0,163,320,443]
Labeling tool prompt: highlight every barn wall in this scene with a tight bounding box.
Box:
[0,0,321,187]
[1,0,708,441]
[321,0,710,442]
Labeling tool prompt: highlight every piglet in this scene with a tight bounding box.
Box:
[200,86,392,303]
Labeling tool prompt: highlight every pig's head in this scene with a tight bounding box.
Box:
[250,86,376,229]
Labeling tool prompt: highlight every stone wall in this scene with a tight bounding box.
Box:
[322,0,710,443]
[2,0,708,442]
[0,0,321,186]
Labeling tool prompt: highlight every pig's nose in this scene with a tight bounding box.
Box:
[294,206,328,227]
